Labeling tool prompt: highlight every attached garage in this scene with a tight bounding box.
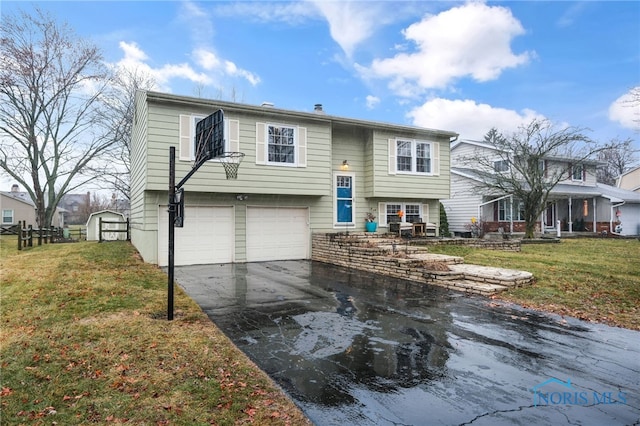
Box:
[158,206,234,266]
[246,207,309,262]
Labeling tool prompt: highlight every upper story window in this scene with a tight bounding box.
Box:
[571,164,584,181]
[179,114,239,162]
[396,139,432,174]
[2,209,13,224]
[268,125,295,164]
[494,160,510,172]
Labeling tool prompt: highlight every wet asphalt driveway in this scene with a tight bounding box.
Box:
[175,260,640,425]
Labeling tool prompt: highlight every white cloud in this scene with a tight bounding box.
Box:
[408,98,543,140]
[361,2,532,94]
[311,1,384,57]
[365,95,380,110]
[112,41,211,92]
[609,87,640,131]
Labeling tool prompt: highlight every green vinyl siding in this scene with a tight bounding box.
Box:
[142,103,332,196]
[371,131,451,199]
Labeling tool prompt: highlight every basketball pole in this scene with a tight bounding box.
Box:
[167,145,216,320]
[168,146,176,320]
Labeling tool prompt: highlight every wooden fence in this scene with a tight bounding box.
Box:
[99,217,130,242]
[16,221,62,250]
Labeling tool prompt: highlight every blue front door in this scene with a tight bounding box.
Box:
[336,175,353,223]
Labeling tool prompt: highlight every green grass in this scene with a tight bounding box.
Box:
[427,238,640,330]
[0,237,311,425]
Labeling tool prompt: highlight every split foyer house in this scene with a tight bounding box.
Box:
[130,91,458,266]
[442,140,640,236]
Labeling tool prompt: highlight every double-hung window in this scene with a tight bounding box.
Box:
[497,199,525,221]
[382,202,424,225]
[395,139,432,174]
[494,160,509,173]
[179,114,239,161]
[572,164,584,181]
[2,209,13,224]
[268,125,295,164]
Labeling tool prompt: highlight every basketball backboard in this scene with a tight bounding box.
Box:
[195,109,225,162]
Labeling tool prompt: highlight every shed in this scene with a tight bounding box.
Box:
[86,210,128,241]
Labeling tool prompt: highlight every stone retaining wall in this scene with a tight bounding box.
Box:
[410,237,522,252]
[311,233,448,283]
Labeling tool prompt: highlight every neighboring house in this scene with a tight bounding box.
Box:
[442,140,640,236]
[59,192,91,225]
[86,210,128,241]
[0,184,65,228]
[131,91,458,266]
[617,166,640,193]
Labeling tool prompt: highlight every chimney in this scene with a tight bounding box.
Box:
[314,104,325,114]
[11,184,19,192]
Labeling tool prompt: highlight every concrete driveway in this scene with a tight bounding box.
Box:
[175,260,640,426]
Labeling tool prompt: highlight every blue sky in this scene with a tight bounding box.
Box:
[3,0,640,149]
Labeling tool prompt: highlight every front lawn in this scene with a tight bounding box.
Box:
[427,238,640,330]
[0,237,311,425]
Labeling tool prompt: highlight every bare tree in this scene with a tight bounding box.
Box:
[89,67,156,201]
[596,138,639,186]
[459,119,612,239]
[0,8,114,227]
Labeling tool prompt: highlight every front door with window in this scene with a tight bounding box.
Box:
[545,202,556,229]
[336,175,353,225]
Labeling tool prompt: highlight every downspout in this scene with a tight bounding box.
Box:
[611,201,625,234]
[568,197,573,233]
[592,198,596,234]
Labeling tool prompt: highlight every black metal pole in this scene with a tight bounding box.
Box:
[168,146,176,320]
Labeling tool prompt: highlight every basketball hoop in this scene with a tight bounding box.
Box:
[219,152,245,179]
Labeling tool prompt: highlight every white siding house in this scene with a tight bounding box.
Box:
[442,140,640,236]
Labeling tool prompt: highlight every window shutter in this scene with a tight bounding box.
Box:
[228,119,240,152]
[378,202,387,226]
[179,114,192,161]
[388,139,396,174]
[431,142,440,176]
[297,126,307,167]
[256,122,266,165]
[422,204,430,223]
[582,166,586,181]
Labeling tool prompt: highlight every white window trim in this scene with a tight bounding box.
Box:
[2,209,14,224]
[571,164,584,182]
[255,122,307,168]
[179,114,238,162]
[389,138,439,176]
[377,202,429,227]
[333,172,356,228]
[493,158,510,173]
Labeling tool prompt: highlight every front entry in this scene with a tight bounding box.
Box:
[544,202,557,230]
[335,173,354,227]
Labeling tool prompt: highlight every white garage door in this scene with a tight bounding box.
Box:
[158,206,234,266]
[246,207,309,262]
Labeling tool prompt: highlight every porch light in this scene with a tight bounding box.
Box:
[341,160,349,170]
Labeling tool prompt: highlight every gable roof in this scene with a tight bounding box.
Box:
[1,191,35,207]
[451,167,640,203]
[451,140,603,166]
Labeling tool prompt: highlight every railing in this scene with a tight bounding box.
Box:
[99,218,130,242]
[17,221,62,250]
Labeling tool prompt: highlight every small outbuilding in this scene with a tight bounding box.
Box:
[86,210,128,241]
